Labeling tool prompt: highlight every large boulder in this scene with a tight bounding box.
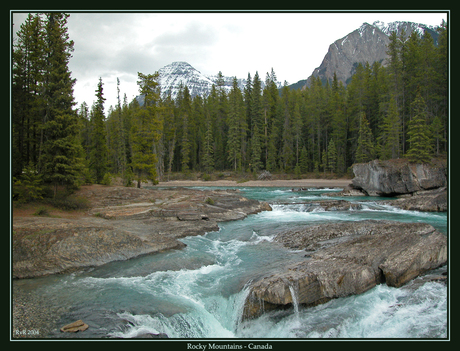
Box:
[243,220,447,319]
[351,159,447,196]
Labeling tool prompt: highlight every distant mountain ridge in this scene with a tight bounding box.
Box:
[145,20,440,101]
[300,20,440,88]
[157,61,248,100]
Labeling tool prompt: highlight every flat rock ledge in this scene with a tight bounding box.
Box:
[13,187,271,279]
[242,220,447,320]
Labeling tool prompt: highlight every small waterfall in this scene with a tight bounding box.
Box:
[232,281,252,333]
[288,281,300,315]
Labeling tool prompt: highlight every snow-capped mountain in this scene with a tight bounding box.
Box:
[144,21,440,101]
[301,20,440,88]
[157,61,247,100]
[372,20,438,38]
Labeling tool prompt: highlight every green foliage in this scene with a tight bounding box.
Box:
[294,164,302,179]
[123,168,135,187]
[89,77,108,183]
[202,173,212,181]
[13,163,45,203]
[130,72,163,187]
[327,139,337,173]
[356,113,375,163]
[12,16,448,183]
[101,173,112,186]
[202,112,215,173]
[205,197,215,205]
[405,92,433,163]
[37,13,84,197]
[379,96,401,160]
[431,116,445,156]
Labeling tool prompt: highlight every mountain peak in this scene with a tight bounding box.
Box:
[300,20,439,89]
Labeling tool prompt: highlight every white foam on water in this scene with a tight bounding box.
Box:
[359,202,446,219]
[262,204,346,222]
[21,186,447,339]
[109,286,255,339]
[249,230,275,244]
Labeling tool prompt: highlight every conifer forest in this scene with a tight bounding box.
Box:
[12,14,448,197]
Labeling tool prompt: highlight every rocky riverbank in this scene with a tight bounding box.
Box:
[12,185,273,338]
[324,158,448,212]
[12,185,271,279]
[243,220,447,319]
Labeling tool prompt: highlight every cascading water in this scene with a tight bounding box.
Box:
[288,282,300,316]
[14,187,448,339]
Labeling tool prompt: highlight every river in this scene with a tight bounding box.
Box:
[13,186,448,339]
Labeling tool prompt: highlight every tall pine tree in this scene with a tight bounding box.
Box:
[227,77,244,171]
[355,112,375,163]
[39,13,84,197]
[405,92,432,163]
[130,72,162,187]
[89,77,108,183]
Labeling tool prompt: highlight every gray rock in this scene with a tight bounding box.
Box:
[323,184,367,197]
[243,220,447,319]
[382,188,447,212]
[351,159,447,196]
[258,170,272,181]
[13,187,272,279]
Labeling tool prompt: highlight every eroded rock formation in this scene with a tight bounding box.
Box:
[243,220,447,319]
[351,159,447,196]
[12,186,271,279]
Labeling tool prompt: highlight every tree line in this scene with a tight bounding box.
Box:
[12,13,448,200]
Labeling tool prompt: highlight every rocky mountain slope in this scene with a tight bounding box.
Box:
[300,21,439,88]
[145,21,439,100]
[138,61,284,102]
[154,61,249,100]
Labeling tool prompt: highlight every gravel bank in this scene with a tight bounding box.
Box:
[12,283,67,339]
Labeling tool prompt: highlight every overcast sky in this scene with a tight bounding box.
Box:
[12,11,448,112]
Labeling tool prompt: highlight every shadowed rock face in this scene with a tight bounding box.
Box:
[347,159,448,212]
[12,187,272,279]
[351,159,447,197]
[243,220,447,320]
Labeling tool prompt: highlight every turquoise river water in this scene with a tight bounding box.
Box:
[13,187,448,339]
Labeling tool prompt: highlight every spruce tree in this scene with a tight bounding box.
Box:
[250,72,263,172]
[161,95,177,179]
[177,84,192,173]
[266,126,278,172]
[116,77,127,177]
[130,72,162,187]
[39,13,83,197]
[355,113,375,163]
[299,146,309,173]
[243,73,252,169]
[227,77,244,171]
[202,111,215,173]
[250,124,262,173]
[89,77,108,183]
[405,92,432,163]
[431,116,445,157]
[280,85,294,171]
[12,13,46,175]
[327,138,337,173]
[379,96,400,160]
